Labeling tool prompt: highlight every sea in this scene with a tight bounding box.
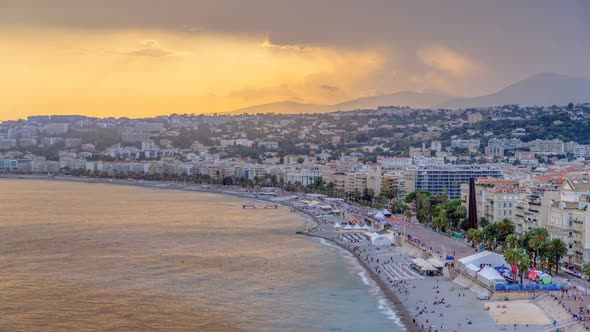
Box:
[0,179,403,331]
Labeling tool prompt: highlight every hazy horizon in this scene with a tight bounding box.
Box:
[1,0,589,120]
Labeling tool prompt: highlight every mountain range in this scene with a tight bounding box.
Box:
[232,73,590,114]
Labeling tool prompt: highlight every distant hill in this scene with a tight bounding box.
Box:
[232,91,451,114]
[231,73,590,114]
[333,91,450,110]
[231,101,331,114]
[438,73,590,109]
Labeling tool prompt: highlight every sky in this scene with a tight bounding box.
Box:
[1,0,589,120]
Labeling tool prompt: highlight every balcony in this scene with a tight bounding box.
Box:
[529,200,541,206]
[573,219,584,225]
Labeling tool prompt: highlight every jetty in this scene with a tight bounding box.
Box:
[242,204,279,209]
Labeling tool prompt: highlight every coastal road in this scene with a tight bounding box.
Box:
[402,222,475,259]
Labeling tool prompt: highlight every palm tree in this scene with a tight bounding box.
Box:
[527,228,549,268]
[505,248,530,284]
[515,248,531,285]
[452,205,467,219]
[542,238,568,275]
[478,216,490,229]
[505,234,519,250]
[497,218,516,242]
[504,248,519,280]
[466,228,482,245]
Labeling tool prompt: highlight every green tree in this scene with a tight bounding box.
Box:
[515,248,531,285]
[542,238,568,275]
[478,216,490,229]
[497,218,516,242]
[583,263,590,277]
[505,248,530,284]
[466,228,482,244]
[527,228,549,268]
[505,234,519,250]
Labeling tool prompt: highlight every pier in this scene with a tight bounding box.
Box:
[242,204,279,209]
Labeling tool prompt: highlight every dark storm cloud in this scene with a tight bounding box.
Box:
[3,0,589,95]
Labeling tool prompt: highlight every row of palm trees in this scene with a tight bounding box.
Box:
[403,190,469,232]
[467,224,568,279]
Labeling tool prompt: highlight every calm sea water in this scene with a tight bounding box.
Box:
[0,179,403,331]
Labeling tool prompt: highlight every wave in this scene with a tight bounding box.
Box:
[315,237,338,249]
[355,267,404,328]
[357,270,371,286]
[339,244,406,330]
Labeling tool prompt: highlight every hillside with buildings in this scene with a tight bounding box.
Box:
[2,104,590,269]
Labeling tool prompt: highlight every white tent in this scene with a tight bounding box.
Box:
[361,224,371,230]
[427,257,445,271]
[369,232,394,246]
[353,224,362,230]
[373,211,386,221]
[382,209,392,218]
[465,264,480,277]
[344,224,353,230]
[333,222,342,229]
[476,266,506,287]
[457,251,507,272]
[410,257,437,275]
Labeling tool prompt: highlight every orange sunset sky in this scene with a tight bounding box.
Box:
[1,1,588,121]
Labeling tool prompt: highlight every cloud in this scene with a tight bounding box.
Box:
[319,84,339,92]
[124,39,188,57]
[261,37,312,52]
[417,46,480,76]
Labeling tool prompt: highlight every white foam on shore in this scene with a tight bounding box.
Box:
[312,236,404,328]
[340,245,406,330]
[315,237,338,249]
[357,270,371,286]
[377,297,403,323]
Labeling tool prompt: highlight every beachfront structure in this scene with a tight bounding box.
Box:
[415,166,503,200]
[410,257,437,276]
[0,158,32,172]
[476,266,507,288]
[461,178,521,224]
[369,231,395,246]
[457,251,507,277]
[513,188,558,236]
[285,167,321,186]
[547,176,590,268]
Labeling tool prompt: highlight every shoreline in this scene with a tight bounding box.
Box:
[305,232,418,331]
[0,174,415,330]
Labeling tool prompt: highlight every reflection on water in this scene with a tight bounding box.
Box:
[0,180,401,331]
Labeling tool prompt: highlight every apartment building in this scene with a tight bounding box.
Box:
[547,177,590,267]
[416,166,503,199]
[366,164,382,196]
[513,190,557,236]
[461,179,520,224]
[529,139,564,154]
